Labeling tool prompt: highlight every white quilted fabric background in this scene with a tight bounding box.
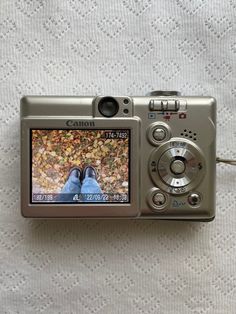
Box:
[0,0,236,313]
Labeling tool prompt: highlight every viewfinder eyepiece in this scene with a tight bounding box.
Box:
[98,97,119,117]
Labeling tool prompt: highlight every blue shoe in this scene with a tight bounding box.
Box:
[67,167,82,181]
[82,166,97,180]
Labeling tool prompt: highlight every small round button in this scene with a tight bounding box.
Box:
[188,193,201,206]
[170,159,186,175]
[147,188,169,212]
[153,128,166,141]
[152,192,166,206]
[147,122,171,146]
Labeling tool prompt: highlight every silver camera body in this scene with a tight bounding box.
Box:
[20,91,216,220]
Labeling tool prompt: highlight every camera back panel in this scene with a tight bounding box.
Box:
[20,93,216,220]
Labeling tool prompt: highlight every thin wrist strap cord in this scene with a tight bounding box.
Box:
[216,157,236,166]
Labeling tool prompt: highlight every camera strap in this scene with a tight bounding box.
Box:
[216,157,236,166]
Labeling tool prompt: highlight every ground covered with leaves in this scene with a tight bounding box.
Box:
[32,130,129,195]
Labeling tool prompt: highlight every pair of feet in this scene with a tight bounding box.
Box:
[67,166,97,182]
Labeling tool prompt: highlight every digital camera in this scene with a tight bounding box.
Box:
[20,91,216,220]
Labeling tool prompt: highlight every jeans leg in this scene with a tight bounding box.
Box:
[57,176,81,202]
[81,177,103,202]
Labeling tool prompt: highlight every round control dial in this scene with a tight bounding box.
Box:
[149,138,205,195]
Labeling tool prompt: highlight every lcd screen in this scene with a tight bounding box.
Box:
[31,129,130,203]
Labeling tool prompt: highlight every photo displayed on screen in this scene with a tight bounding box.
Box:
[31,129,130,203]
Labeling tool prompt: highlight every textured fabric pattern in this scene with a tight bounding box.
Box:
[0,1,236,313]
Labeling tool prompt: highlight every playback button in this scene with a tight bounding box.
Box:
[147,122,171,146]
[153,128,166,141]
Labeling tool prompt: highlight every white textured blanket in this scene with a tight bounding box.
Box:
[0,1,236,313]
